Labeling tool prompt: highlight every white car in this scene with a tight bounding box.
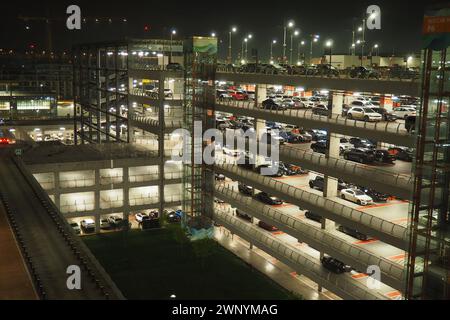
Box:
[346,107,382,122]
[222,147,242,157]
[135,213,150,223]
[339,138,353,154]
[294,97,315,108]
[107,215,123,226]
[340,189,374,205]
[80,219,96,231]
[392,107,417,119]
[164,88,174,98]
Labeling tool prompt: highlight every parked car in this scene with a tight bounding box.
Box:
[215,173,226,181]
[312,104,329,116]
[388,147,414,162]
[349,137,375,149]
[346,107,382,122]
[70,222,81,234]
[340,188,374,205]
[286,164,309,175]
[229,90,249,100]
[216,89,232,101]
[256,192,283,205]
[107,215,124,227]
[166,62,183,71]
[389,66,419,79]
[338,225,369,241]
[255,163,284,177]
[358,187,389,202]
[392,106,416,119]
[349,66,380,79]
[316,64,340,77]
[222,146,242,157]
[371,107,397,121]
[236,209,252,221]
[277,162,298,176]
[135,212,150,223]
[309,176,347,191]
[262,98,287,110]
[343,148,375,163]
[165,210,182,223]
[307,129,327,141]
[374,149,396,163]
[164,89,174,98]
[80,219,96,232]
[305,211,323,223]
[321,256,348,274]
[311,140,328,154]
[258,220,279,231]
[100,219,111,230]
[238,183,254,196]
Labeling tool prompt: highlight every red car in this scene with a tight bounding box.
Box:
[228,90,248,101]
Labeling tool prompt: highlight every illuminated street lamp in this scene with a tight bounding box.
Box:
[373,43,379,56]
[309,34,319,64]
[245,34,252,60]
[290,29,300,64]
[228,26,237,63]
[325,40,333,68]
[270,39,277,61]
[211,32,216,37]
[170,29,176,62]
[283,20,295,62]
[297,40,305,65]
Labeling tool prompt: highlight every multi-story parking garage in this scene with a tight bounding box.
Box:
[44,27,445,300]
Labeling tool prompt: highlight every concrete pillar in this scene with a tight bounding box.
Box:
[158,75,165,216]
[123,166,130,227]
[94,169,101,233]
[256,84,267,106]
[331,92,344,117]
[53,171,60,209]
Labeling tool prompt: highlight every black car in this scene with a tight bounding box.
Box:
[343,148,375,163]
[165,210,182,223]
[236,209,252,221]
[349,66,380,79]
[258,220,279,231]
[349,137,375,149]
[279,131,301,143]
[374,149,396,163]
[305,211,323,223]
[358,187,389,202]
[262,98,286,110]
[309,176,347,191]
[256,192,283,205]
[321,256,348,274]
[311,140,328,154]
[277,162,297,176]
[337,225,369,241]
[312,104,329,116]
[316,64,340,77]
[389,66,419,80]
[371,107,397,122]
[238,183,253,196]
[166,62,183,71]
[388,147,414,162]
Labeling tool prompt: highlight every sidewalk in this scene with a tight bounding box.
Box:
[214,227,340,300]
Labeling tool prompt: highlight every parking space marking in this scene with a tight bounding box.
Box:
[273,203,294,208]
[390,217,409,224]
[385,290,402,299]
[388,253,406,261]
[356,200,408,210]
[351,273,368,279]
[353,238,379,245]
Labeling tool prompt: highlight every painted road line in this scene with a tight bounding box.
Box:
[290,271,298,277]
[356,200,407,211]
[385,290,402,299]
[353,238,379,245]
[351,273,369,279]
[272,231,285,236]
[388,253,406,261]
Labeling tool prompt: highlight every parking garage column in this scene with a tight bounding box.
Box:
[123,166,130,227]
[53,171,60,209]
[158,74,165,217]
[94,169,101,233]
[255,84,268,168]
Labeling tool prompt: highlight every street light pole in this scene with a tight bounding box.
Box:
[290,30,299,65]
[284,21,294,63]
[351,30,355,55]
[270,40,276,61]
[361,18,366,67]
[228,27,237,64]
[170,29,176,63]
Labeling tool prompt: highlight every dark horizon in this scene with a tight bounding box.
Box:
[1,0,426,59]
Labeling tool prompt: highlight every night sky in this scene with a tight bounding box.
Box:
[0,0,426,59]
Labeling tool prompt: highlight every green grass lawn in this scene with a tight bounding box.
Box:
[83,228,297,300]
